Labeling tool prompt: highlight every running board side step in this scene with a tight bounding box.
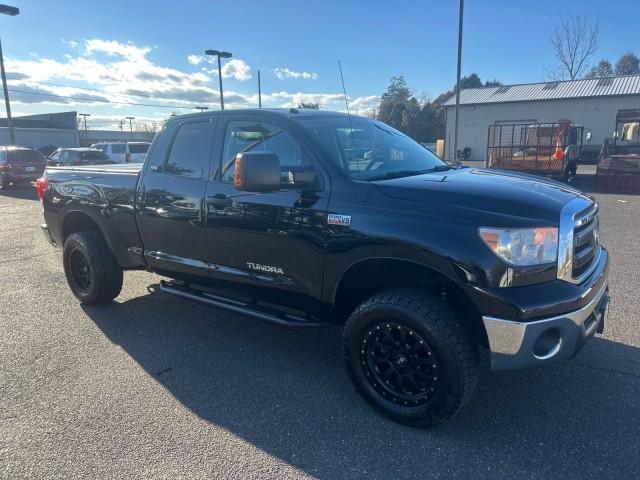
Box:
[158,280,322,328]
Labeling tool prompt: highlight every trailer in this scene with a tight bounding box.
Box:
[486,120,583,181]
[596,109,640,194]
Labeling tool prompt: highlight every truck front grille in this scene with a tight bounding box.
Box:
[572,206,599,279]
[557,198,601,284]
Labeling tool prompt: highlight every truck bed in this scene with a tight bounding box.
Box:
[46,162,143,175]
[42,162,144,269]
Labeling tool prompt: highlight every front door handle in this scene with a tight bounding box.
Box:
[208,194,232,210]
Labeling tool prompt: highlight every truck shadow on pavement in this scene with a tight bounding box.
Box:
[83,286,640,479]
[0,185,39,201]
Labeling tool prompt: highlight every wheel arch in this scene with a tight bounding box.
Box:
[61,210,102,241]
[331,257,488,346]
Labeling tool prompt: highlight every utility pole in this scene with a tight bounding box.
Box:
[194,106,209,112]
[78,113,90,137]
[258,69,262,108]
[204,49,232,110]
[125,116,135,139]
[119,120,124,131]
[453,0,464,163]
[0,4,20,145]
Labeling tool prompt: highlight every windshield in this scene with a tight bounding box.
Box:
[293,115,446,180]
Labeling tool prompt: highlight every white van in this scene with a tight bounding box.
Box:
[91,142,150,163]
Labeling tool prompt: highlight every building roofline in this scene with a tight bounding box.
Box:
[452,73,640,92]
[442,73,640,107]
[443,91,640,108]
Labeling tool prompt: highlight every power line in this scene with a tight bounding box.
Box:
[6,75,201,104]
[5,87,198,109]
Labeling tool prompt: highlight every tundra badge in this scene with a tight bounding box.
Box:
[247,262,284,275]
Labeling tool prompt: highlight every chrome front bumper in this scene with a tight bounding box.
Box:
[482,281,609,370]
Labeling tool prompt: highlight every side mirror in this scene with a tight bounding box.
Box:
[234,151,282,192]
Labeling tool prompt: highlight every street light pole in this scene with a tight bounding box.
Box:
[125,116,135,139]
[0,38,14,145]
[78,113,90,137]
[0,4,20,146]
[258,69,262,108]
[216,54,224,110]
[204,49,232,110]
[453,0,464,163]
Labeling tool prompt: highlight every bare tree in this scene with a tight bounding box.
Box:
[549,14,598,80]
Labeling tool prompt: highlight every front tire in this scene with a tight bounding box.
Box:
[63,231,123,304]
[344,288,480,427]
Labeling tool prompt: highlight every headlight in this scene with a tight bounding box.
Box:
[479,227,558,266]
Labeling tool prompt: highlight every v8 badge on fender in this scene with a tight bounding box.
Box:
[327,213,351,226]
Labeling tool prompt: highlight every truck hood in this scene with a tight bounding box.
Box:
[373,168,590,222]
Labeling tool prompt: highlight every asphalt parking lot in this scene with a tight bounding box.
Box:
[1,169,640,479]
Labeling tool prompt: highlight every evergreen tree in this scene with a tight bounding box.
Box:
[615,52,640,75]
[585,59,614,78]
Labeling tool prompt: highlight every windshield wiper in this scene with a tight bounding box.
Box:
[365,165,451,181]
[428,164,452,172]
[364,170,426,181]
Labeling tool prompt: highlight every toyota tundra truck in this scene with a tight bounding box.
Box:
[37,108,609,427]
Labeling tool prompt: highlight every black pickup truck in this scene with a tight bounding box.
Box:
[38,108,609,427]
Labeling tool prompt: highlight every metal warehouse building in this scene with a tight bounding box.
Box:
[443,74,640,162]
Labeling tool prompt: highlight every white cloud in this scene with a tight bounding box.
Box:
[273,67,318,80]
[4,38,378,123]
[187,54,204,65]
[221,59,252,81]
[85,39,151,61]
[191,54,252,82]
[349,95,381,115]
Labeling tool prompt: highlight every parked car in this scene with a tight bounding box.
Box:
[90,141,150,163]
[0,146,46,189]
[47,148,114,167]
[37,109,609,427]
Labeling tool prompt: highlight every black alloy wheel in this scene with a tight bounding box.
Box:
[361,322,440,407]
[68,248,93,295]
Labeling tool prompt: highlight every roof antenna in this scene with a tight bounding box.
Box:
[338,60,359,174]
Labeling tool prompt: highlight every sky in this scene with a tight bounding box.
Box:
[0,0,638,130]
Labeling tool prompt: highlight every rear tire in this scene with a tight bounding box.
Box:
[0,174,10,190]
[344,288,480,427]
[562,162,577,183]
[63,231,123,304]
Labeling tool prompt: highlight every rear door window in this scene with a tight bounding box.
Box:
[129,143,149,154]
[165,122,210,179]
[77,151,109,164]
[69,152,83,165]
[111,144,126,154]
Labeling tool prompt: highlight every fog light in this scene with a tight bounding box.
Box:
[533,328,562,359]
